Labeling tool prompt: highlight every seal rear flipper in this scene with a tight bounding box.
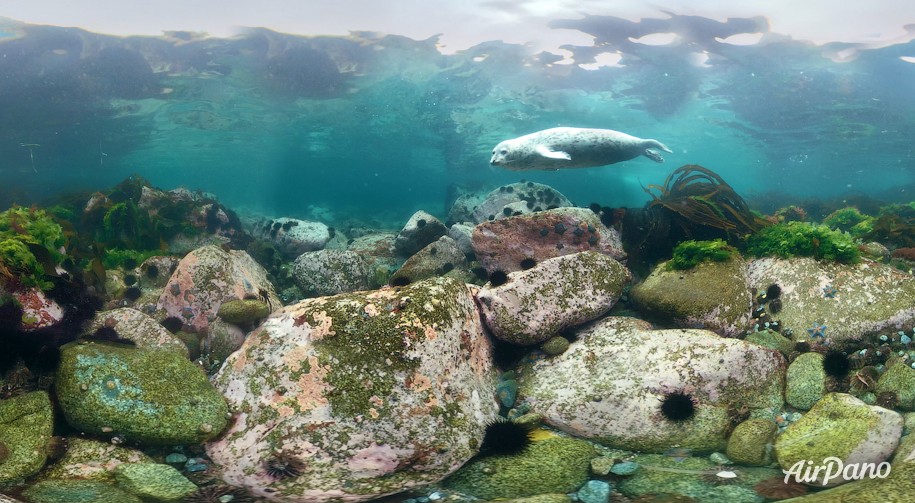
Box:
[646,139,672,153]
[644,149,665,163]
[535,145,572,160]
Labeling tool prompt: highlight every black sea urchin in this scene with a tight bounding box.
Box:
[478,419,533,457]
[660,391,697,422]
[822,350,851,378]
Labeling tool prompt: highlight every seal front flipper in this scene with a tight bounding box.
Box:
[644,149,665,163]
[535,145,572,160]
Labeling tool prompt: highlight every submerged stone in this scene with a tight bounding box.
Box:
[55,342,228,445]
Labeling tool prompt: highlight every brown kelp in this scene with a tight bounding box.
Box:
[645,164,769,237]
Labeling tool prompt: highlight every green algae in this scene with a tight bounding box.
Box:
[443,436,597,499]
[667,239,737,271]
[0,391,54,486]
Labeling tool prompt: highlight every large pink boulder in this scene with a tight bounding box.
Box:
[206,277,498,502]
[471,207,625,274]
[156,245,280,334]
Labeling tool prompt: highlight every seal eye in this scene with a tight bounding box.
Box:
[500,149,508,155]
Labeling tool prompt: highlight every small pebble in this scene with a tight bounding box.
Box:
[610,461,639,476]
[577,479,611,503]
[165,453,188,465]
[709,452,733,465]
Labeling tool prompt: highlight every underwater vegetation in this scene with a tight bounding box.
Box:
[0,206,66,290]
[666,239,737,271]
[821,207,874,239]
[644,165,769,239]
[745,221,861,264]
[864,202,915,248]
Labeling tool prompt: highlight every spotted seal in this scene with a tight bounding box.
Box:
[490,127,672,171]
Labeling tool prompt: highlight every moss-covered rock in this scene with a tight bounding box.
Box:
[616,453,780,502]
[39,438,151,482]
[55,342,228,445]
[443,437,596,499]
[745,328,795,354]
[517,316,785,453]
[786,352,827,410]
[630,256,752,337]
[746,221,860,263]
[216,298,271,324]
[726,418,777,466]
[875,361,915,411]
[476,251,630,345]
[541,335,570,356]
[290,248,372,297]
[21,479,142,503]
[85,308,189,356]
[206,276,499,502]
[390,236,467,285]
[746,257,915,345]
[112,463,196,502]
[775,393,902,487]
[0,391,54,486]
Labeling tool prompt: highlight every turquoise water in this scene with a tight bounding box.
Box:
[0,16,913,224]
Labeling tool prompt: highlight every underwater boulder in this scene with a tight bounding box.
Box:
[8,287,64,331]
[156,245,280,334]
[746,257,915,346]
[206,276,498,502]
[84,307,189,357]
[775,393,901,487]
[471,207,625,275]
[290,249,372,297]
[630,256,753,337]
[389,236,467,286]
[250,217,332,258]
[39,437,152,483]
[517,316,785,454]
[55,341,229,445]
[0,391,54,485]
[476,251,630,345]
[470,182,573,225]
[447,222,474,255]
[393,210,447,257]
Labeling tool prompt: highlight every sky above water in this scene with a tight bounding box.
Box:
[3,0,915,54]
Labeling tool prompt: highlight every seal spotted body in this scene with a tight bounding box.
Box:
[490,127,672,171]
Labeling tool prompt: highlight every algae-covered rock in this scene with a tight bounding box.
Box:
[21,479,142,503]
[630,256,752,337]
[390,235,467,285]
[85,307,189,356]
[875,361,915,410]
[726,418,777,466]
[443,437,596,499]
[112,463,197,502]
[0,391,54,486]
[745,328,795,354]
[476,251,630,345]
[157,245,280,334]
[216,298,271,324]
[290,248,372,297]
[786,352,827,410]
[775,393,902,486]
[616,453,780,502]
[471,207,625,275]
[206,276,498,502]
[40,437,151,482]
[541,335,570,356]
[517,316,785,453]
[55,342,228,445]
[746,257,915,345]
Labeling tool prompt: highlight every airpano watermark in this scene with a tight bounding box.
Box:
[783,457,891,486]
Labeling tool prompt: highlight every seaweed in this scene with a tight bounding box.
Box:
[667,239,738,270]
[644,165,769,238]
[864,203,915,248]
[745,221,860,264]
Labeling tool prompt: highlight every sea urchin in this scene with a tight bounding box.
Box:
[660,391,697,422]
[478,418,533,457]
[264,453,306,480]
